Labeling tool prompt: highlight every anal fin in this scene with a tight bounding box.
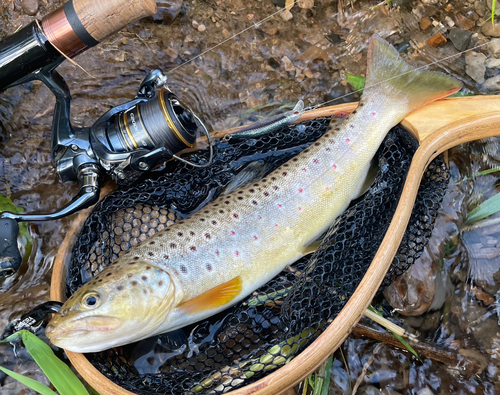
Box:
[178,276,243,315]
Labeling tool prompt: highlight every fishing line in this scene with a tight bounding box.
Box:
[304,40,492,112]
[165,0,304,75]
[165,0,491,118]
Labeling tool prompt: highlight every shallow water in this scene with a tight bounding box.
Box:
[0,0,499,393]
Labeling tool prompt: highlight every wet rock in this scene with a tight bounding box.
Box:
[483,76,500,91]
[162,47,178,61]
[197,24,207,32]
[421,0,438,4]
[392,0,412,11]
[281,56,295,72]
[489,38,500,55]
[465,51,486,83]
[272,0,286,7]
[21,0,38,16]
[265,27,279,36]
[456,13,475,30]
[383,248,438,316]
[486,57,500,68]
[420,17,432,31]
[153,0,183,24]
[449,28,473,51]
[482,22,500,37]
[417,388,434,395]
[280,8,293,21]
[222,28,231,39]
[298,0,314,9]
[475,0,487,16]
[427,32,447,47]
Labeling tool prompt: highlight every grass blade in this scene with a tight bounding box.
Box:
[320,354,334,395]
[2,331,89,395]
[466,192,500,224]
[0,365,57,395]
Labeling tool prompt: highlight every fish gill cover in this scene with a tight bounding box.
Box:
[66,117,449,394]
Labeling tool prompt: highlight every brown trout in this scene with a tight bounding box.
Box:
[46,36,461,352]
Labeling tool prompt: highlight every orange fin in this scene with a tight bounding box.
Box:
[178,276,243,315]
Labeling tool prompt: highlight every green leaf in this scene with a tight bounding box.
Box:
[0,365,57,395]
[320,354,334,395]
[466,192,500,224]
[367,305,422,362]
[345,73,366,93]
[0,194,33,260]
[2,331,89,395]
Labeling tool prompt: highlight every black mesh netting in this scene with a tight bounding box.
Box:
[67,117,449,394]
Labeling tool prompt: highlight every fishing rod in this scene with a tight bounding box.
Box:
[0,0,213,278]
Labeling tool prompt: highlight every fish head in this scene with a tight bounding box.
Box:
[46,259,176,352]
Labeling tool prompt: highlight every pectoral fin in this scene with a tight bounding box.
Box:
[178,276,243,315]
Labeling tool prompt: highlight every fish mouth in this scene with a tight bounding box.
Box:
[46,315,123,341]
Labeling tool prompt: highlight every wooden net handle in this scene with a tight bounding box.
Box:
[73,0,156,43]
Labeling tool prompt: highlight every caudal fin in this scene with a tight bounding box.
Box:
[364,35,461,113]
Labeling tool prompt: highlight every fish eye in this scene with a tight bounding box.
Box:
[81,293,101,309]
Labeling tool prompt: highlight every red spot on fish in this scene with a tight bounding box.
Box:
[277,204,282,208]
[294,111,299,115]
[275,224,278,227]
[298,207,302,211]
[302,168,307,172]
[235,251,239,257]
[371,112,376,117]
[346,138,350,143]
[333,164,337,169]
[325,187,329,191]
[253,235,258,240]
[298,188,303,193]
[215,250,220,256]
[231,231,235,236]
[313,159,319,164]
[258,216,262,220]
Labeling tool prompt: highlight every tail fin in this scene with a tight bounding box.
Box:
[364,35,461,113]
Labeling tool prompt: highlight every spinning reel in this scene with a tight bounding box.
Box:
[0,65,212,277]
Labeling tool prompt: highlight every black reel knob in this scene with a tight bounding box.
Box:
[0,218,22,278]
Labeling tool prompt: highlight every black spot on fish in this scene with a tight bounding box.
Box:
[205,233,211,239]
[165,228,171,232]
[158,281,163,286]
[190,246,196,251]
[271,177,276,181]
[314,142,320,146]
[146,266,151,270]
[273,186,279,191]
[233,214,239,219]
[131,281,138,286]
[128,273,133,278]
[335,127,340,131]
[141,276,148,281]
[180,265,187,273]
[149,241,155,245]
[352,110,357,114]
[253,183,259,187]
[224,201,230,205]
[219,210,224,214]
[249,189,255,193]
[134,256,140,260]
[324,133,330,137]
[178,232,183,237]
[170,243,177,248]
[203,210,209,214]
[264,192,269,197]
[163,254,169,259]
[106,272,112,277]
[117,285,123,291]
[213,204,219,207]
[283,164,289,167]
[212,220,217,225]
[206,264,212,271]
[237,197,243,200]
[282,172,287,176]
[304,149,310,153]
[200,218,206,222]
[252,200,258,205]
[238,191,244,194]
[148,252,154,257]
[190,231,195,236]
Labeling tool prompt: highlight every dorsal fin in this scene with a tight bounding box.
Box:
[178,276,243,315]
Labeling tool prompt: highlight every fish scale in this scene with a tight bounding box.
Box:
[46,35,462,353]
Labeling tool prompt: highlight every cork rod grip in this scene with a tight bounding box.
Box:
[73,0,157,43]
